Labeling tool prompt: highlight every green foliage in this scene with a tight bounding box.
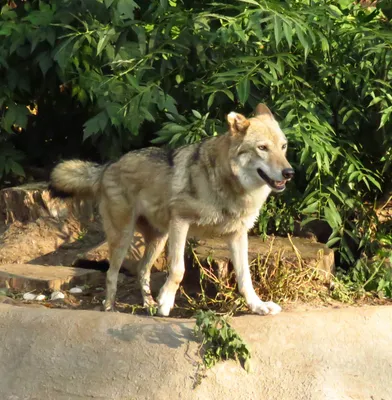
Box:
[0,143,25,180]
[0,0,391,281]
[194,310,251,371]
[332,256,392,301]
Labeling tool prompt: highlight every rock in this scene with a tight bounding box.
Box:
[23,293,37,301]
[0,264,103,291]
[0,182,95,224]
[50,291,65,300]
[191,236,335,282]
[0,305,391,400]
[74,230,168,276]
[0,295,18,305]
[35,294,46,301]
[69,287,83,294]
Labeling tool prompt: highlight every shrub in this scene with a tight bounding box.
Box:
[0,0,391,275]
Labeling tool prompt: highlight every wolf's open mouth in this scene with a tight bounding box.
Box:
[257,168,287,191]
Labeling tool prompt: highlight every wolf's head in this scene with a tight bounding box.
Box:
[227,103,294,193]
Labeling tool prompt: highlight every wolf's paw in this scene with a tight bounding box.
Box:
[157,303,172,317]
[264,301,282,315]
[158,304,171,317]
[249,300,282,315]
[157,291,175,317]
[143,295,157,308]
[102,299,116,312]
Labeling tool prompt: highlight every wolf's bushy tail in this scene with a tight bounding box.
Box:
[49,160,104,199]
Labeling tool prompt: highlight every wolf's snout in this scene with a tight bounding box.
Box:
[282,168,295,179]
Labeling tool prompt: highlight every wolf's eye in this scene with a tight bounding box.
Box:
[282,143,287,150]
[258,145,268,151]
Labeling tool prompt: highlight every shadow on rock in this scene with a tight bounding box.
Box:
[107,321,195,349]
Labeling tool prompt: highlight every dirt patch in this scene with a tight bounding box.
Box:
[0,218,104,266]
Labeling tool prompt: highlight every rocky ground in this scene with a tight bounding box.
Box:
[0,182,390,317]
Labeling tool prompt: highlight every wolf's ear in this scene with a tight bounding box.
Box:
[255,103,274,119]
[227,112,250,136]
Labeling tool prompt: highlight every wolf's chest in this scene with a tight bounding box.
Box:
[188,201,260,237]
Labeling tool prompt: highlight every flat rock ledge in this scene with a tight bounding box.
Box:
[0,264,102,291]
[191,236,334,282]
[0,304,391,400]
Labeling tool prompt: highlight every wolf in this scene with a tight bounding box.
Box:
[50,104,294,316]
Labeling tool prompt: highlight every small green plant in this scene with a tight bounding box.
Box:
[76,228,88,241]
[194,310,251,372]
[331,253,392,302]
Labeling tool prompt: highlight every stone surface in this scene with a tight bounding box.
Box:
[0,304,391,400]
[76,231,168,275]
[193,236,335,281]
[0,264,103,291]
[77,235,332,281]
[0,182,95,223]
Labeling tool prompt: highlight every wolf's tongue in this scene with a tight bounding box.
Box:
[275,180,286,185]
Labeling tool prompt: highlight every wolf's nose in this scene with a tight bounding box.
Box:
[282,168,295,179]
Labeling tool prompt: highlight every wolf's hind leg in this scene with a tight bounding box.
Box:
[157,219,189,316]
[101,204,137,312]
[137,227,168,307]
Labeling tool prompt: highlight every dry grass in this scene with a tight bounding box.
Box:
[179,236,332,316]
[251,235,329,304]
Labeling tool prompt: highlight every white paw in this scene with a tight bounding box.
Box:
[157,291,175,317]
[249,300,282,315]
[265,301,282,315]
[157,301,172,317]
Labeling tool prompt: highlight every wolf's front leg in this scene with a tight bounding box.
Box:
[227,231,282,315]
[157,219,189,316]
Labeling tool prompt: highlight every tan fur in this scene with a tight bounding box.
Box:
[50,104,294,316]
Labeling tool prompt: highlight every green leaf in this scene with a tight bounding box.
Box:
[368,97,383,107]
[366,175,381,190]
[83,112,108,140]
[221,89,234,102]
[192,110,202,119]
[207,93,215,109]
[164,96,178,114]
[97,29,115,56]
[8,159,25,177]
[175,74,184,84]
[105,102,122,126]
[273,16,283,48]
[2,104,29,132]
[37,52,53,76]
[24,9,54,26]
[104,0,115,7]
[329,5,343,17]
[52,37,75,70]
[326,237,341,247]
[295,25,310,59]
[117,0,138,19]
[133,26,146,56]
[301,202,319,214]
[244,358,252,373]
[283,22,292,48]
[379,110,391,129]
[236,78,250,105]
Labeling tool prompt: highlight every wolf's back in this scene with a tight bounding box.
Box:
[49,160,104,199]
